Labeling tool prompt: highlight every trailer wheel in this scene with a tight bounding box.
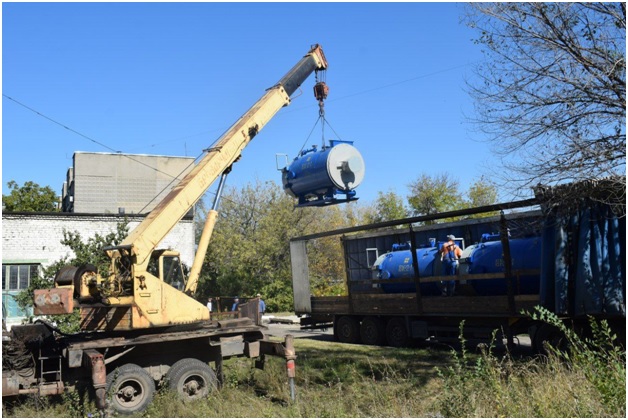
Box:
[386,317,409,347]
[335,316,360,344]
[106,364,155,415]
[360,316,386,345]
[167,358,217,401]
[533,324,567,354]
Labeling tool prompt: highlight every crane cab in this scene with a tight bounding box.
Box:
[147,250,187,291]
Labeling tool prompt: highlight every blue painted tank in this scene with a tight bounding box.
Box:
[282,140,365,207]
[375,245,444,295]
[464,237,541,295]
[375,236,542,296]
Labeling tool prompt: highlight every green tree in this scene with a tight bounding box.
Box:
[200,180,313,311]
[465,3,625,200]
[407,173,463,223]
[197,180,352,311]
[363,191,408,224]
[466,177,497,208]
[463,177,499,219]
[2,180,59,212]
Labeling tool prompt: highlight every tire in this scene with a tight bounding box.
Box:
[532,324,567,355]
[166,358,217,401]
[386,317,409,347]
[335,316,361,344]
[106,363,155,415]
[360,316,386,346]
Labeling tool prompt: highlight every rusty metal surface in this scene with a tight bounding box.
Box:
[2,372,20,396]
[84,349,107,409]
[237,299,261,325]
[38,382,65,396]
[33,288,74,315]
[259,335,296,360]
[80,305,132,331]
[64,321,265,350]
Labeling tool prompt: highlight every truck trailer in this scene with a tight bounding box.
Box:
[290,178,626,351]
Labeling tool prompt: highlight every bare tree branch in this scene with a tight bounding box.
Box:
[464,3,625,203]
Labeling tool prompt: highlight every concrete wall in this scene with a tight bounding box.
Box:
[2,212,195,268]
[65,152,195,214]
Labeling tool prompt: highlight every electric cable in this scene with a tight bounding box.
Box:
[2,94,188,182]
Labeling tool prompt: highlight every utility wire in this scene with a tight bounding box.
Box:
[2,93,271,219]
[2,94,190,182]
[4,62,475,218]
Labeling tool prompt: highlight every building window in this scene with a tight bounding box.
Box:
[366,248,379,268]
[2,264,40,323]
[2,264,40,291]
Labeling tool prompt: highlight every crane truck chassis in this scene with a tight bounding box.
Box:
[3,302,295,413]
[2,44,329,414]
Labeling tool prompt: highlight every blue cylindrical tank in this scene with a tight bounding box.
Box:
[376,236,542,296]
[464,237,541,295]
[375,246,443,295]
[282,140,365,206]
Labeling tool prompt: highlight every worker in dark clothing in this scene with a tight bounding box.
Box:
[440,235,462,296]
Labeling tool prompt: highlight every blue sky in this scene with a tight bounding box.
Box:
[2,2,506,207]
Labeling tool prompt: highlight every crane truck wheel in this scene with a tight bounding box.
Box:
[106,363,156,415]
[360,316,386,346]
[335,316,361,344]
[166,358,217,401]
[385,317,409,347]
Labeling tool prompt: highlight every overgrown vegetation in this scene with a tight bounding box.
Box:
[4,308,624,418]
[435,307,626,418]
[198,180,354,311]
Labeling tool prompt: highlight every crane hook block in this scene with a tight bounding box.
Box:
[313,82,329,101]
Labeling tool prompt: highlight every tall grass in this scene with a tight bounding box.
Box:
[435,308,626,418]
[3,310,625,418]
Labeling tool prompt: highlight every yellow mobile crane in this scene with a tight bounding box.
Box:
[3,45,327,414]
[35,44,328,330]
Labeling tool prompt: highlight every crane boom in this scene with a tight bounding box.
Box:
[123,45,328,269]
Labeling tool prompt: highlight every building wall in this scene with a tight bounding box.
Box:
[2,212,195,328]
[64,152,195,214]
[2,212,195,268]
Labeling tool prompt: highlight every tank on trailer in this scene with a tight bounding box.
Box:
[463,236,541,295]
[281,140,365,207]
[374,235,542,296]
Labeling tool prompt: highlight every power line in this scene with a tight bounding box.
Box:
[2,93,194,181]
[2,93,262,217]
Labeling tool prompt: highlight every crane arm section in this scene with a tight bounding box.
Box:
[120,45,328,268]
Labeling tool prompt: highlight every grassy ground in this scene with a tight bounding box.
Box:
[2,325,625,418]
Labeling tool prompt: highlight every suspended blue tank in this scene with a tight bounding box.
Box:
[375,236,542,296]
[282,140,365,207]
[464,237,542,295]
